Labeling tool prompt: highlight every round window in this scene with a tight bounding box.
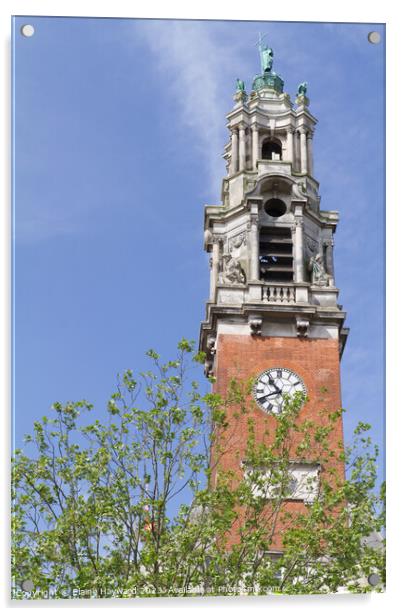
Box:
[264,198,287,218]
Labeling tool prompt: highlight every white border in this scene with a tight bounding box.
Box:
[1,1,399,614]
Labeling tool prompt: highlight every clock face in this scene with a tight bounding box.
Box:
[253,368,306,414]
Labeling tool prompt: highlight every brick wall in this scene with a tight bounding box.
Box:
[211,334,345,550]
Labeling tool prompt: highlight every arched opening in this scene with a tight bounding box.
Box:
[262,139,282,161]
[264,198,287,218]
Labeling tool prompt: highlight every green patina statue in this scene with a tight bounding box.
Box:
[256,33,274,74]
[297,81,308,96]
[236,78,245,92]
[252,33,284,94]
[260,44,274,73]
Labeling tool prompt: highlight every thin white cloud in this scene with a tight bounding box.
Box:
[134,21,253,200]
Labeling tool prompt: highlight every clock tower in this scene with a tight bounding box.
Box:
[199,40,349,547]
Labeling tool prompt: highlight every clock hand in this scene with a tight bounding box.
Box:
[267,389,282,398]
[268,378,281,393]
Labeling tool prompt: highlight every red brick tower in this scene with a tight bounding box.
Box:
[199,41,348,548]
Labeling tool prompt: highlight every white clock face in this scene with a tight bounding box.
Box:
[253,368,306,414]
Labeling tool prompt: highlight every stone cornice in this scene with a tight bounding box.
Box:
[294,107,318,124]
[227,104,316,127]
[204,201,248,227]
[302,205,339,229]
[199,301,348,358]
[206,185,336,232]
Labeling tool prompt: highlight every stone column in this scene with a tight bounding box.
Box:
[295,131,301,172]
[300,129,308,174]
[249,213,260,281]
[209,238,220,300]
[307,131,314,176]
[292,219,304,283]
[252,124,259,170]
[239,124,246,171]
[287,128,294,166]
[230,129,238,174]
[323,239,335,280]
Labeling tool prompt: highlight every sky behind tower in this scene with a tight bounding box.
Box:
[12,17,385,480]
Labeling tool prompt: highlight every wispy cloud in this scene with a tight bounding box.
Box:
[133,21,253,200]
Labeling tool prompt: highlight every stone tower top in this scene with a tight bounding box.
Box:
[199,41,348,377]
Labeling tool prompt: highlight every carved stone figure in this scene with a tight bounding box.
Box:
[221,254,246,285]
[308,253,331,286]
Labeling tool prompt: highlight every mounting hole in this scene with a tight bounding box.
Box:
[21,579,34,592]
[264,198,287,218]
[368,573,381,586]
[21,24,35,37]
[368,31,381,44]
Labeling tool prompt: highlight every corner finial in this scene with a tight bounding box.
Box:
[236,78,246,92]
[297,82,308,96]
[296,81,310,107]
[233,78,247,106]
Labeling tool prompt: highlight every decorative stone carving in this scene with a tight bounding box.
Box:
[222,179,229,206]
[249,317,262,336]
[245,179,257,193]
[204,358,214,378]
[228,232,246,251]
[220,254,246,285]
[204,228,213,250]
[292,180,307,199]
[206,335,216,355]
[296,317,310,338]
[308,253,331,287]
[250,212,259,226]
[291,219,303,235]
[234,90,247,105]
[305,235,319,256]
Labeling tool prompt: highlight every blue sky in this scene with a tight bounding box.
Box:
[12,17,385,480]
